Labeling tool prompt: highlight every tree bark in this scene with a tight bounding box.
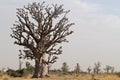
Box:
[42,63,49,77]
[32,59,40,78]
[40,54,49,77]
[32,54,48,78]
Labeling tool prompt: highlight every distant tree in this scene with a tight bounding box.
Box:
[111,67,114,73]
[104,65,114,74]
[104,65,111,73]
[61,62,69,74]
[74,63,80,74]
[25,62,34,74]
[11,2,74,78]
[93,62,101,74]
[87,66,92,74]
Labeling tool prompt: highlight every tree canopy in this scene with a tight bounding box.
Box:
[11,2,74,78]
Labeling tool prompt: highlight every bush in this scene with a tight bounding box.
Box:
[61,62,69,75]
[6,69,24,77]
[6,67,34,77]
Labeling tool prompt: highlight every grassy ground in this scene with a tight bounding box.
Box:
[0,74,120,80]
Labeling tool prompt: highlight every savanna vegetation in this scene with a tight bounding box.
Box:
[11,1,74,78]
[1,1,119,80]
[1,62,120,80]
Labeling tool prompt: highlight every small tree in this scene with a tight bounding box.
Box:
[61,62,69,74]
[104,65,114,74]
[74,63,80,74]
[25,62,34,74]
[104,65,111,74]
[87,66,92,74]
[93,62,101,74]
[11,2,74,78]
[111,67,114,73]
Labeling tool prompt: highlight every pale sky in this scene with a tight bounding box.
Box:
[0,0,120,72]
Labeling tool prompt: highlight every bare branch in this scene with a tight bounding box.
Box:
[11,2,74,77]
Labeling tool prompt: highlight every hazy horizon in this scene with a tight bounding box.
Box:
[1,0,120,72]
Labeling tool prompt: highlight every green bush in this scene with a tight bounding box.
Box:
[6,66,34,77]
[61,62,69,75]
[6,69,25,77]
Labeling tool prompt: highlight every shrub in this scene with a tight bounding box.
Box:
[61,62,69,75]
[6,67,34,77]
[6,69,24,77]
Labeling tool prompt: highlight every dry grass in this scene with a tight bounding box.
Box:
[0,74,120,80]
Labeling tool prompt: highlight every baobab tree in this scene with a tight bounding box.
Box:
[11,2,74,78]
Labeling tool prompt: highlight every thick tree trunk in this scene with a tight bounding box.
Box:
[39,60,44,78]
[32,60,40,78]
[42,63,49,77]
[32,54,48,78]
[40,54,49,77]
